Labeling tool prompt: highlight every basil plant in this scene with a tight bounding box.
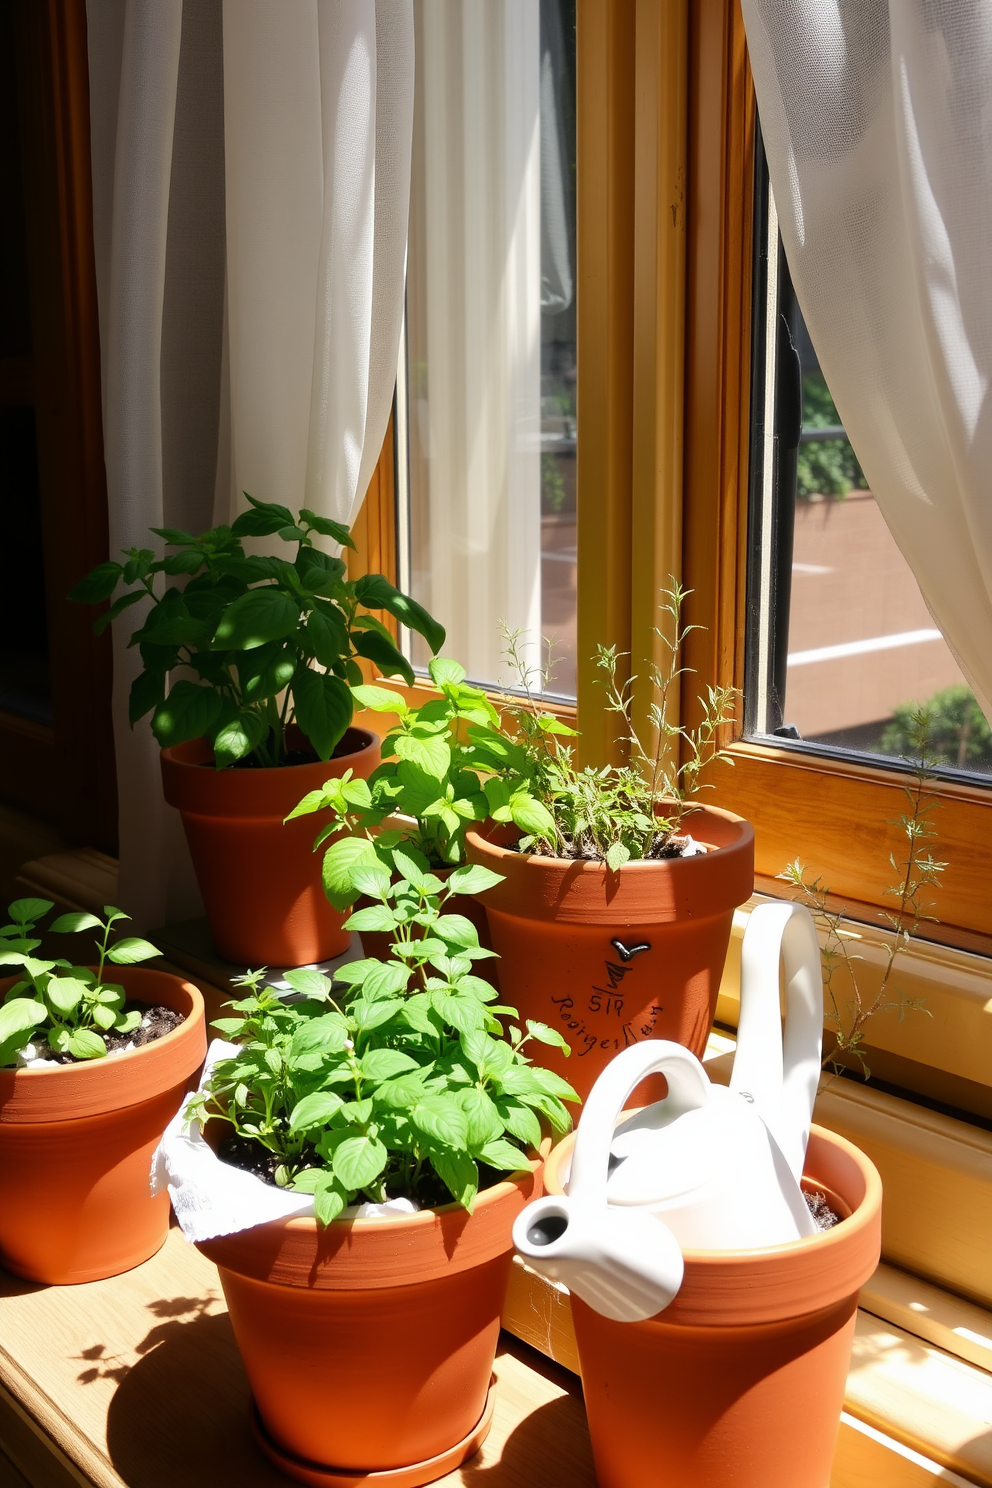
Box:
[0,900,162,1067]
[189,848,578,1221]
[70,496,445,768]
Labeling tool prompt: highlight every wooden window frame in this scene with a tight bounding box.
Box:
[2,0,117,851]
[356,0,992,957]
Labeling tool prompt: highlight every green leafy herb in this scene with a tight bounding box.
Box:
[0,902,161,1068]
[187,849,579,1218]
[70,498,445,768]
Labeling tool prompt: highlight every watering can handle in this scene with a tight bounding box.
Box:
[731,901,823,1182]
[567,1041,711,1213]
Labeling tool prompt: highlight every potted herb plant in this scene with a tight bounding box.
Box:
[288,656,496,963]
[70,497,445,967]
[182,848,578,1484]
[0,899,206,1284]
[463,587,754,1101]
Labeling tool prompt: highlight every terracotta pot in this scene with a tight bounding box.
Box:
[0,966,205,1284]
[197,1156,545,1487]
[161,726,380,968]
[544,1123,881,1488]
[464,804,754,1102]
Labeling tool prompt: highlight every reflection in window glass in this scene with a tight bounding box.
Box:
[747,167,992,780]
[399,0,577,697]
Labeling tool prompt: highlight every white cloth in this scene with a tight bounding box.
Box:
[151,1038,418,1243]
[741,0,992,724]
[85,1,415,927]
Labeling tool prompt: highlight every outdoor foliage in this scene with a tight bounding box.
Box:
[189,849,578,1220]
[69,496,445,768]
[881,684,992,772]
[0,901,161,1067]
[797,373,868,500]
[781,707,944,1078]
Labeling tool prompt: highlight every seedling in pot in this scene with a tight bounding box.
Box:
[0,901,163,1067]
[288,657,496,898]
[69,497,445,769]
[188,849,580,1221]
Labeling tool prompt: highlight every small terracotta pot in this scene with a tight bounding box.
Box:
[0,966,205,1284]
[161,726,380,968]
[465,805,754,1102]
[544,1123,881,1488]
[197,1156,545,1486]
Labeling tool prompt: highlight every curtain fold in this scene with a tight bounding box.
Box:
[86,0,414,928]
[404,0,542,687]
[741,0,992,725]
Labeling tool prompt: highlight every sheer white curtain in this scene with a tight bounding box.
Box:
[405,0,542,686]
[86,0,414,929]
[741,0,992,724]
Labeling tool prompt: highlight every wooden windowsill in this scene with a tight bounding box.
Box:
[1,1227,985,1488]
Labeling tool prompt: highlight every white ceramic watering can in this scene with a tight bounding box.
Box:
[513,901,824,1322]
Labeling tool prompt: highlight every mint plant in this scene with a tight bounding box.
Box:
[189,849,578,1220]
[69,496,445,768]
[288,658,498,905]
[0,901,162,1067]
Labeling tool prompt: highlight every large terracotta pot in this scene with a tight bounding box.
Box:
[465,804,754,1102]
[161,726,380,968]
[197,1156,545,1487]
[0,967,205,1284]
[544,1124,881,1488]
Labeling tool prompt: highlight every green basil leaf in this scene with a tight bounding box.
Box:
[289,1092,345,1132]
[525,1019,572,1052]
[351,684,408,715]
[212,588,301,651]
[359,1048,419,1083]
[212,711,267,769]
[304,607,348,668]
[67,1028,107,1060]
[332,1135,387,1190]
[93,588,146,635]
[128,668,166,727]
[49,912,102,934]
[445,864,504,897]
[151,681,224,748]
[45,976,88,1015]
[430,1150,478,1209]
[106,937,161,965]
[477,1137,528,1172]
[354,574,446,655]
[300,510,357,550]
[428,657,467,689]
[410,1094,468,1149]
[457,1087,503,1147]
[69,561,123,605]
[353,629,416,687]
[500,1100,542,1149]
[292,668,353,760]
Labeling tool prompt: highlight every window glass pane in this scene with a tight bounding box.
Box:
[398,0,577,697]
[747,162,992,781]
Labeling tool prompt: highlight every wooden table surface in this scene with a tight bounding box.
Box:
[0,1228,597,1488]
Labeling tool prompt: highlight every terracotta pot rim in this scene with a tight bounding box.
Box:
[161,724,378,777]
[0,967,206,1123]
[466,801,752,873]
[197,1138,551,1290]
